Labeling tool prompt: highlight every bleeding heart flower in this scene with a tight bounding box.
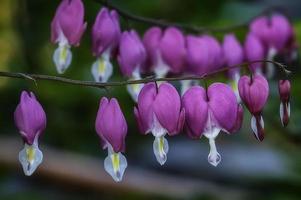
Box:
[222,33,244,101]
[134,82,185,165]
[238,74,269,141]
[118,30,146,102]
[14,91,47,176]
[244,33,266,74]
[250,14,293,78]
[143,27,186,78]
[91,7,121,83]
[95,97,128,182]
[182,83,242,166]
[183,35,223,95]
[51,0,87,74]
[278,80,291,127]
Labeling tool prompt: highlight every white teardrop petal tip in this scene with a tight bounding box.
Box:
[19,143,43,176]
[91,57,113,83]
[53,45,72,74]
[104,150,127,182]
[208,151,221,167]
[153,136,169,165]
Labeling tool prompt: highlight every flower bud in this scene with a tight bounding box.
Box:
[238,75,269,141]
[14,91,46,176]
[51,0,87,74]
[222,34,244,101]
[143,27,186,78]
[118,30,146,101]
[91,7,121,83]
[244,33,265,74]
[95,97,128,182]
[250,14,293,78]
[278,80,291,127]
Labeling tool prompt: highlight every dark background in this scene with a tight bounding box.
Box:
[0,0,300,199]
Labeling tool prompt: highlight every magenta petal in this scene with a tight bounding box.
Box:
[229,104,244,133]
[135,83,157,134]
[118,30,146,76]
[208,83,238,132]
[159,27,186,74]
[92,7,120,57]
[14,91,47,145]
[201,35,224,73]
[143,27,163,68]
[222,34,244,77]
[186,35,209,75]
[238,75,269,115]
[278,79,291,102]
[278,80,291,127]
[176,109,185,134]
[182,86,208,139]
[153,83,182,135]
[95,98,127,152]
[244,33,266,73]
[51,0,86,46]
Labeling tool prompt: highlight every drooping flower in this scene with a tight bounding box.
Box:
[182,83,242,166]
[51,0,87,74]
[134,82,185,165]
[278,80,291,127]
[143,27,186,78]
[244,33,265,74]
[222,34,244,101]
[238,74,269,141]
[183,35,223,94]
[95,97,128,182]
[91,7,121,83]
[250,14,294,77]
[118,30,146,102]
[14,91,47,176]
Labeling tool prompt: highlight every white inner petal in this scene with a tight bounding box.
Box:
[104,145,127,182]
[251,115,264,140]
[207,137,221,167]
[126,67,144,102]
[91,53,113,83]
[266,47,277,78]
[203,111,222,167]
[229,72,241,102]
[180,80,193,96]
[154,55,169,79]
[203,111,221,139]
[153,135,169,165]
[151,114,167,138]
[19,139,43,176]
[280,102,284,126]
[53,45,72,74]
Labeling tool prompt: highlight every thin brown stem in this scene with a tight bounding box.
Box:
[0,60,290,89]
[93,0,284,33]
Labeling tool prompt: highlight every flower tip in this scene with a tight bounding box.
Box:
[208,151,221,167]
[19,144,43,176]
[251,115,265,141]
[104,151,127,182]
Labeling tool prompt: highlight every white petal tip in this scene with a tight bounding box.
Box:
[153,136,169,166]
[19,144,43,176]
[91,57,113,83]
[208,151,221,167]
[104,151,127,182]
[53,45,72,74]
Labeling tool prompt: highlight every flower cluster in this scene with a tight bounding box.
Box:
[12,0,294,182]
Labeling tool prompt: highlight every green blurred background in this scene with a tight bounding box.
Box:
[0,0,301,199]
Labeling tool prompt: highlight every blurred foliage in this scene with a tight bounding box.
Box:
[0,0,301,199]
